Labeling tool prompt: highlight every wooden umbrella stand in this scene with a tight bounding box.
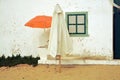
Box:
[55,55,61,73]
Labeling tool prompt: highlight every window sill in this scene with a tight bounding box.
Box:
[69,34,89,37]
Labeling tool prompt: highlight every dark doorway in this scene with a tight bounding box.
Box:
[113,0,120,59]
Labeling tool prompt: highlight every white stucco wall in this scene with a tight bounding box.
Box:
[0,0,113,61]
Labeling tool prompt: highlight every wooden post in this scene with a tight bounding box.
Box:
[56,55,61,73]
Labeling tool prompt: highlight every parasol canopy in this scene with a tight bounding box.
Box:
[25,15,52,28]
[48,4,72,57]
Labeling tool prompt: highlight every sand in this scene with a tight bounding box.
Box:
[0,64,120,80]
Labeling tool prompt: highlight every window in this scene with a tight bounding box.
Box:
[66,12,88,37]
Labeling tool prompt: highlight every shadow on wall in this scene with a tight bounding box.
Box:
[32,29,50,48]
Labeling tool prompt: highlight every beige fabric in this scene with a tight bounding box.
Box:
[48,4,72,57]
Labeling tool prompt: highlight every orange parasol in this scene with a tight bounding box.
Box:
[25,15,52,28]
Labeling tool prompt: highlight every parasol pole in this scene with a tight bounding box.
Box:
[44,28,46,32]
[56,12,61,73]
